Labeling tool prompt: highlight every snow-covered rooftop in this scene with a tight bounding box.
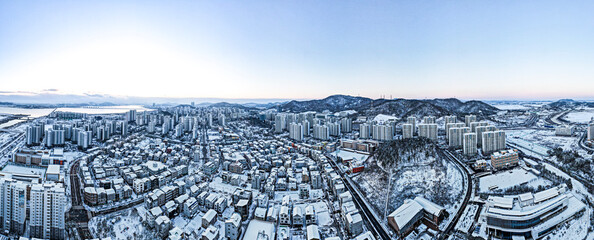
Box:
[388,199,424,228]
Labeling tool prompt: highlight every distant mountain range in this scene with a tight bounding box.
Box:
[0,93,501,117]
[274,94,499,117]
[544,99,594,109]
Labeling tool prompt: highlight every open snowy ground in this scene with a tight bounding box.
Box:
[373,114,398,123]
[563,109,594,124]
[507,129,577,151]
[89,206,156,240]
[491,104,530,110]
[478,168,552,193]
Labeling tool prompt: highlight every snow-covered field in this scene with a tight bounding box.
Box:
[89,206,156,240]
[563,109,594,124]
[491,104,530,110]
[373,114,398,123]
[507,129,576,151]
[478,168,551,192]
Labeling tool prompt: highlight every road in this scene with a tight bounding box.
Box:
[67,158,93,239]
[326,153,391,240]
[437,149,473,240]
[547,110,570,126]
[578,133,594,153]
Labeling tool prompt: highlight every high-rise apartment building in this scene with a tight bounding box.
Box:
[463,133,477,156]
[475,125,497,146]
[418,124,438,141]
[406,116,417,134]
[30,183,66,240]
[465,115,477,127]
[482,130,506,153]
[402,124,413,139]
[444,116,457,138]
[449,127,470,148]
[446,123,465,139]
[359,123,371,139]
[289,123,304,141]
[340,118,352,133]
[313,124,329,141]
[422,116,436,124]
[0,178,27,235]
[372,124,394,141]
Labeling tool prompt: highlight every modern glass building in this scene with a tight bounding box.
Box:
[481,185,586,239]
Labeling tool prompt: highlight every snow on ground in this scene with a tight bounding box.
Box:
[507,129,576,152]
[454,204,478,233]
[563,109,594,124]
[89,206,156,240]
[478,168,551,192]
[336,110,357,116]
[491,104,530,110]
[373,114,398,123]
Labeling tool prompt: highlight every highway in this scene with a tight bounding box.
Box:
[578,133,594,153]
[546,110,570,126]
[326,153,391,240]
[437,149,473,240]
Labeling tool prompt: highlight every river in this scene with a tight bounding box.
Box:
[0,105,153,129]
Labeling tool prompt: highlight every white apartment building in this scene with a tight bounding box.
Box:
[406,116,417,134]
[289,123,304,141]
[0,178,28,235]
[372,124,394,141]
[465,115,477,127]
[444,115,457,138]
[30,183,66,240]
[449,127,470,148]
[463,133,477,156]
[313,124,329,140]
[422,116,436,124]
[482,130,506,153]
[359,123,371,139]
[418,123,438,141]
[475,125,497,145]
[402,124,413,139]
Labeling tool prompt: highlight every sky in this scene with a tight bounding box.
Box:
[1,0,594,103]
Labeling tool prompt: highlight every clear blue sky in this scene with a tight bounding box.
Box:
[1,0,593,100]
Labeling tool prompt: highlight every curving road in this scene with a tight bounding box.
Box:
[437,149,473,240]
